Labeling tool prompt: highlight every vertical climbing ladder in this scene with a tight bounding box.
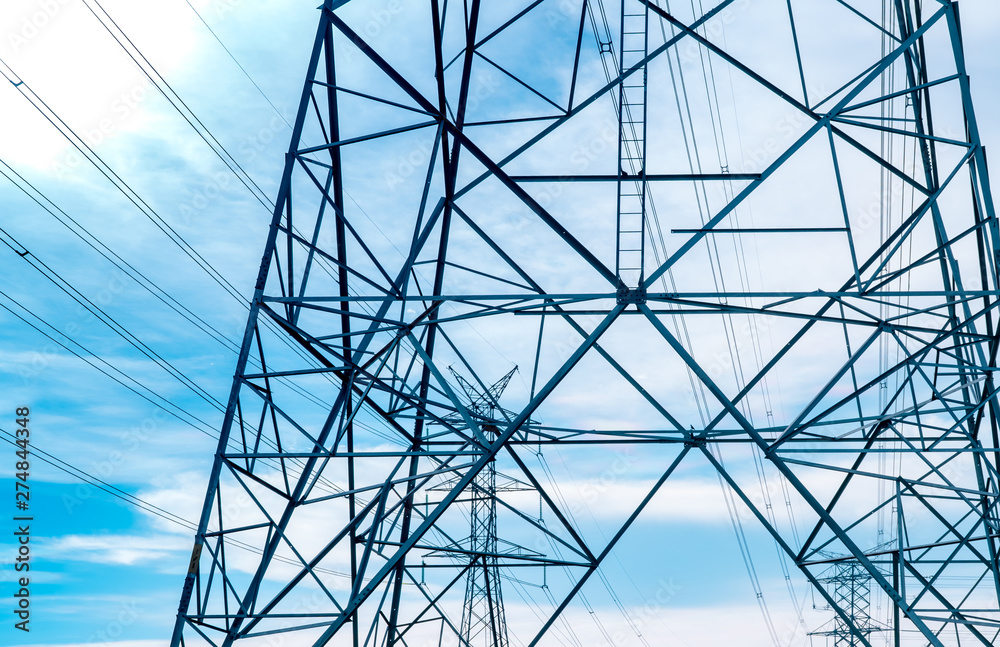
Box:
[616,2,649,293]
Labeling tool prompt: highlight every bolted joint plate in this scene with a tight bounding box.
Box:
[616,286,647,305]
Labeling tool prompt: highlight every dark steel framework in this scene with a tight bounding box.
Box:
[172,1,1000,646]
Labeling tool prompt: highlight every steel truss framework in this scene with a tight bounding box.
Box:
[811,558,881,647]
[172,1,1000,646]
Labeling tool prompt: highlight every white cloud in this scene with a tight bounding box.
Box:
[10,643,166,647]
[500,598,825,647]
[540,475,734,524]
[41,533,189,566]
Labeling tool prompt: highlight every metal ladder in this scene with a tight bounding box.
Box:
[615,2,649,294]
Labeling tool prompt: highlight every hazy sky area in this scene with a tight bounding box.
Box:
[2,2,1000,646]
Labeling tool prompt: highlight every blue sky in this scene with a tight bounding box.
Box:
[2,1,1000,646]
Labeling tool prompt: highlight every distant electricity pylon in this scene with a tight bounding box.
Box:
[172,2,1000,646]
[445,366,520,647]
[809,555,883,647]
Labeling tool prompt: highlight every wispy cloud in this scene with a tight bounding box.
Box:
[41,533,189,566]
[10,643,166,647]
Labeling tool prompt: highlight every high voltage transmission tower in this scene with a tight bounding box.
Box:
[810,556,883,647]
[172,1,1000,646]
[441,366,522,647]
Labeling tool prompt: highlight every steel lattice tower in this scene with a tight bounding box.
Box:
[810,557,882,647]
[172,2,1000,646]
[449,366,517,647]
